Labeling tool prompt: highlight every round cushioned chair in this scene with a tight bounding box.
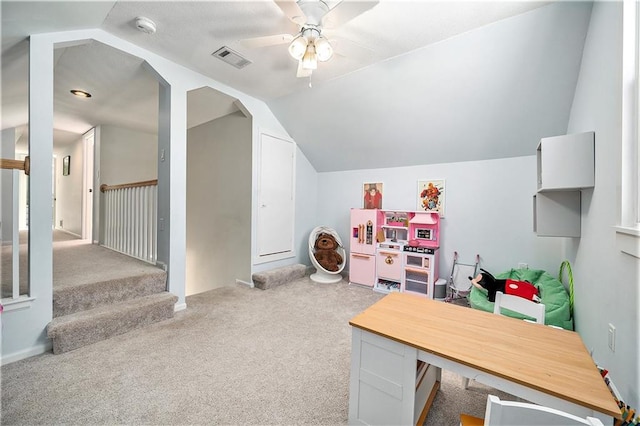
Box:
[308,226,346,284]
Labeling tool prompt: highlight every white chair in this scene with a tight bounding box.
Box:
[308,226,346,284]
[460,394,604,425]
[493,291,545,324]
[463,291,545,389]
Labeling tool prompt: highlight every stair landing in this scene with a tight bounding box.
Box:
[47,241,176,354]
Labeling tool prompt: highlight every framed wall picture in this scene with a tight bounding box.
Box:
[62,156,71,176]
[363,182,383,209]
[417,179,445,217]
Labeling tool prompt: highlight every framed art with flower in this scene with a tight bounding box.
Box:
[417,179,445,217]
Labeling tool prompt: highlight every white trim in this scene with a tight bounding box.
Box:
[54,227,82,239]
[1,341,52,366]
[614,225,640,237]
[253,252,296,265]
[235,279,254,288]
[173,302,187,312]
[619,0,640,256]
[1,295,35,312]
[614,226,640,258]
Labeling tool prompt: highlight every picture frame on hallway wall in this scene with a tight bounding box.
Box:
[62,156,70,176]
[417,179,445,217]
[363,182,383,209]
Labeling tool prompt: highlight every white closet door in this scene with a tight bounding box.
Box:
[257,133,295,258]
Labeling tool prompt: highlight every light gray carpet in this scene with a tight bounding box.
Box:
[1,277,519,425]
[2,233,162,298]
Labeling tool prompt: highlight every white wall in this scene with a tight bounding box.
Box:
[318,156,563,278]
[55,138,83,236]
[564,1,639,408]
[99,125,157,186]
[186,111,252,295]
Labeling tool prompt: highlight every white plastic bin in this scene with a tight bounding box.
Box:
[434,278,447,300]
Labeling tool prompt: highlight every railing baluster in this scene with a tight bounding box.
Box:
[142,187,148,262]
[99,180,157,265]
[12,170,20,299]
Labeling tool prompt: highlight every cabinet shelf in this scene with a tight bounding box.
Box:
[375,278,401,294]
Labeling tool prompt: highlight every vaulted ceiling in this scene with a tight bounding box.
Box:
[1,1,592,171]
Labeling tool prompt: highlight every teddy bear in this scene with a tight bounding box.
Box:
[469,268,541,303]
[314,232,343,272]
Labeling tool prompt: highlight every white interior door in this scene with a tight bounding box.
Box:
[82,129,94,240]
[256,133,295,259]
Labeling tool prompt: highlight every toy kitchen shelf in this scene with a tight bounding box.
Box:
[380,211,410,243]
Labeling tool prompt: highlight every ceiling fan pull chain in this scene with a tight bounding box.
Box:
[308,74,313,88]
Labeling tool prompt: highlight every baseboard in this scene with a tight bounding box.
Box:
[236,279,254,288]
[1,341,52,366]
[55,227,81,239]
[174,302,187,312]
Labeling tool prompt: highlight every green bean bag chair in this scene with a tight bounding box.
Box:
[469,268,573,330]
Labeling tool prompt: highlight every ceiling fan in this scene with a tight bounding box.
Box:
[240,0,378,78]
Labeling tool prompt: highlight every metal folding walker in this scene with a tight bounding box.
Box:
[446,252,480,304]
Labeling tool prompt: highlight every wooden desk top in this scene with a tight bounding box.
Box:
[349,292,620,419]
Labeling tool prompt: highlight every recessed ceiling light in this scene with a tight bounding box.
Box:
[70,90,91,98]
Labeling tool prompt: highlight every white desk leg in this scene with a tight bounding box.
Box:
[348,329,418,426]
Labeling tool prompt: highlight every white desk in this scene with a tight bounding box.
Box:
[348,293,620,426]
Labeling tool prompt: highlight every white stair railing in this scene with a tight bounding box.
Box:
[101,179,157,264]
[0,156,29,302]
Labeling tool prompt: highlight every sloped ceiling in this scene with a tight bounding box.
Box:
[1,1,592,173]
[268,1,593,172]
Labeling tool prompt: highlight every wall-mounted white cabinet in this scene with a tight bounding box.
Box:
[533,192,581,237]
[534,131,594,237]
[536,131,595,191]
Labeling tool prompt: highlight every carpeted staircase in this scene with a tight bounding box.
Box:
[47,270,177,354]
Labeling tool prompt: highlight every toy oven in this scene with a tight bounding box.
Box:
[403,252,433,297]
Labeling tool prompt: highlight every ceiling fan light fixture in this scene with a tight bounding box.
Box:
[301,44,318,70]
[288,35,308,60]
[314,36,333,62]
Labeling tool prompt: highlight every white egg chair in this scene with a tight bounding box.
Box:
[308,226,346,284]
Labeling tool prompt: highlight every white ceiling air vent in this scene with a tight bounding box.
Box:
[212,47,252,69]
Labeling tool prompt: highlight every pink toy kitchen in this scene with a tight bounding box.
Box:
[349,208,445,299]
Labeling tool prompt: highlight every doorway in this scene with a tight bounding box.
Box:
[82,129,94,241]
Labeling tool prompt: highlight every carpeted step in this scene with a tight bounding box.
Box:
[53,271,167,318]
[47,292,178,354]
[252,264,307,290]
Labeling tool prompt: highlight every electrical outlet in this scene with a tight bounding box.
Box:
[518,262,528,269]
[608,323,616,352]
[59,219,63,227]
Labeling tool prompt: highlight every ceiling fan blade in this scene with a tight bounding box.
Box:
[329,37,374,58]
[275,0,307,25]
[239,33,294,49]
[322,0,379,29]
[296,60,312,78]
